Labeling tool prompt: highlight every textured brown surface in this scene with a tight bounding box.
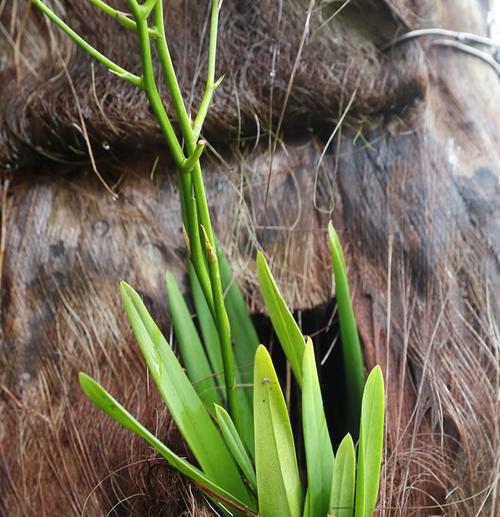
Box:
[1,0,499,515]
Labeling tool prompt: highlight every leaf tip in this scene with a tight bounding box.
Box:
[367,365,384,387]
[165,271,175,288]
[79,372,99,400]
[255,343,268,360]
[119,280,134,298]
[256,250,265,269]
[78,371,90,385]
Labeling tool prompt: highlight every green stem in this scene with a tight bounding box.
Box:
[202,227,238,418]
[186,190,214,313]
[153,0,221,255]
[89,0,160,38]
[153,1,194,144]
[153,1,220,311]
[127,2,184,165]
[192,0,222,140]
[141,0,161,18]
[128,1,215,314]
[189,0,222,249]
[32,0,142,87]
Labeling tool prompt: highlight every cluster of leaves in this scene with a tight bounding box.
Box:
[33,1,385,516]
[80,225,384,517]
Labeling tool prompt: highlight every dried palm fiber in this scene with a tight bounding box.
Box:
[0,0,499,516]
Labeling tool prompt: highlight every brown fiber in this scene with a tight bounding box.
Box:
[0,0,498,515]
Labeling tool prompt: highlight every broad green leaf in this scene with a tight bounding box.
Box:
[354,366,385,517]
[302,338,334,517]
[119,282,253,506]
[215,404,257,492]
[330,434,356,517]
[256,252,305,385]
[188,262,224,386]
[254,345,303,517]
[166,272,220,410]
[218,246,256,453]
[328,222,365,433]
[79,373,256,516]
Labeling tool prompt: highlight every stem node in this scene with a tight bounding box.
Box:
[182,141,207,174]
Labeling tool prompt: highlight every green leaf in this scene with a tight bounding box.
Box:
[119,281,253,507]
[79,373,256,516]
[256,252,305,385]
[166,271,220,410]
[215,404,257,492]
[302,490,311,517]
[188,262,224,387]
[354,366,385,517]
[254,345,303,517]
[302,338,334,517]
[330,434,356,517]
[218,246,257,454]
[328,222,365,434]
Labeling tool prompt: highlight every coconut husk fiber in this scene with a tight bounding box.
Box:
[0,0,499,515]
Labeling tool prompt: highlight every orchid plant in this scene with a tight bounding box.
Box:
[33,2,385,516]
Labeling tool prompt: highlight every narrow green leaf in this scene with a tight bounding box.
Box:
[119,281,253,506]
[328,222,365,433]
[218,246,257,454]
[79,373,256,516]
[215,404,257,492]
[330,434,356,517]
[302,338,335,517]
[354,366,385,517]
[254,345,303,517]
[166,271,220,410]
[188,262,224,385]
[256,252,305,385]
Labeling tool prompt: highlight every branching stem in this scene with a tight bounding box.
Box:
[89,0,161,38]
[192,0,222,141]
[130,9,184,164]
[35,0,238,420]
[152,0,223,312]
[182,141,206,173]
[151,2,213,312]
[32,0,142,87]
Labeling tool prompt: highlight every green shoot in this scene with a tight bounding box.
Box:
[79,373,256,516]
[119,282,252,504]
[188,261,224,385]
[330,434,356,517]
[256,251,306,384]
[254,346,304,517]
[165,272,220,410]
[328,222,365,434]
[302,338,335,517]
[201,228,239,424]
[89,0,161,38]
[355,366,385,517]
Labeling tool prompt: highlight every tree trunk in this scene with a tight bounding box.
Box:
[0,0,498,515]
